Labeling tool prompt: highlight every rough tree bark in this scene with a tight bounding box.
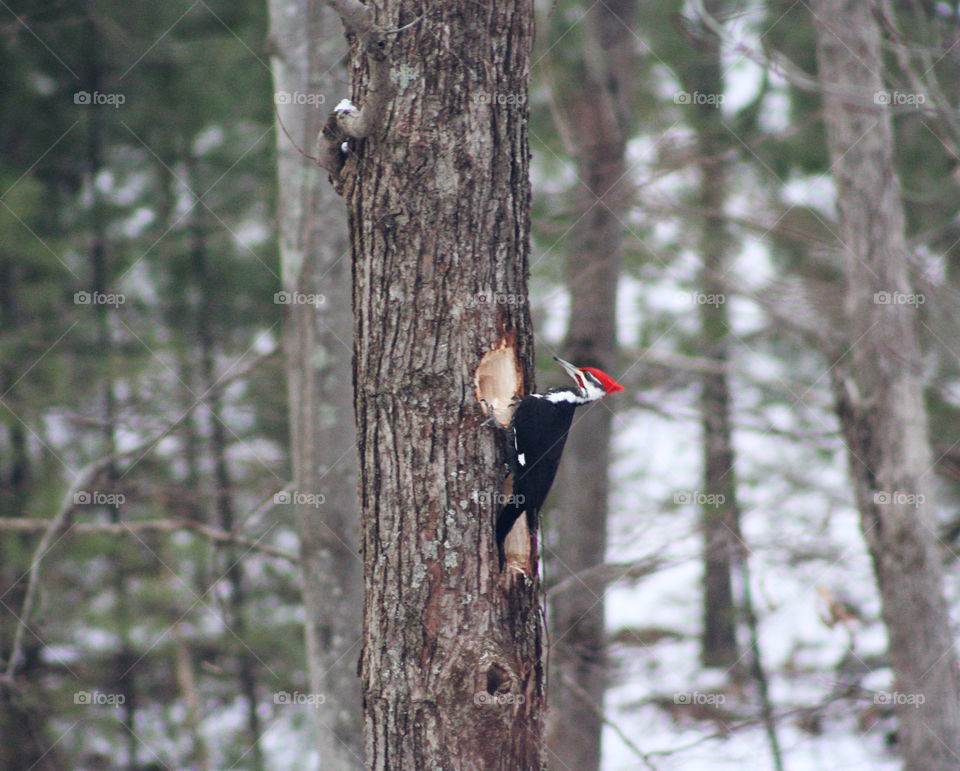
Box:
[268,0,365,767]
[813,2,960,768]
[324,1,542,768]
[543,2,634,769]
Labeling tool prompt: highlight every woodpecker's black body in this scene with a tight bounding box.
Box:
[496,393,577,562]
[495,357,624,568]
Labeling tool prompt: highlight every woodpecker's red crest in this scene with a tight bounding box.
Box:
[580,366,625,394]
[552,357,624,403]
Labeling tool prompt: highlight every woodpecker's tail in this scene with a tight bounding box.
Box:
[496,503,538,569]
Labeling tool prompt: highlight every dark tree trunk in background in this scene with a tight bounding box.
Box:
[813,2,960,768]
[268,0,365,766]
[84,12,138,766]
[188,163,265,771]
[0,273,60,771]
[678,1,739,671]
[544,2,635,769]
[680,17,782,763]
[331,1,542,767]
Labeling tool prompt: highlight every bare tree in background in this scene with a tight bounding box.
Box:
[543,1,635,768]
[677,4,740,672]
[268,0,364,766]
[813,1,960,768]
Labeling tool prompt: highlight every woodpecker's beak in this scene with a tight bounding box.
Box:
[553,356,582,382]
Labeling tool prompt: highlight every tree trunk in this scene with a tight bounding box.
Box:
[679,2,740,671]
[813,2,960,768]
[173,622,210,771]
[331,1,542,767]
[268,0,365,766]
[0,268,60,771]
[544,2,634,768]
[189,161,264,771]
[85,11,138,765]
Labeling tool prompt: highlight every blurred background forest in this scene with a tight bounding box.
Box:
[4,0,960,769]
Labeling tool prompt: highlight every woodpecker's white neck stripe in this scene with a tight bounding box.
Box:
[543,389,589,405]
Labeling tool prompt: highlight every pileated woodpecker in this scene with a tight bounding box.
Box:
[496,356,624,568]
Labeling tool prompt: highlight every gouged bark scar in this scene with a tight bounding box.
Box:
[500,473,530,574]
[474,338,534,575]
[474,336,522,428]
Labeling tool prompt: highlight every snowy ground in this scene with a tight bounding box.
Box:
[598,374,915,771]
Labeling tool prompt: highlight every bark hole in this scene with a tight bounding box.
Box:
[485,663,511,695]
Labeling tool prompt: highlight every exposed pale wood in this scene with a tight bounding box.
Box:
[475,339,523,429]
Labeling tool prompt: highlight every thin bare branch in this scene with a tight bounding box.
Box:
[1,343,278,684]
[556,670,660,771]
[547,556,663,598]
[689,0,938,116]
[0,518,297,562]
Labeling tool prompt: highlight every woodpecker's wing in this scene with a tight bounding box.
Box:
[510,394,577,515]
